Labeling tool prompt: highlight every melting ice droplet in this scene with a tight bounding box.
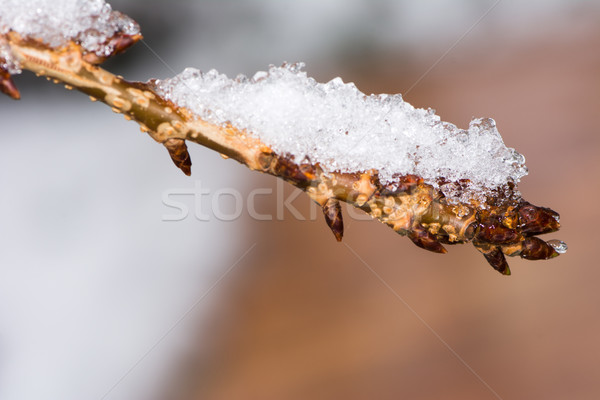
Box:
[547,240,568,254]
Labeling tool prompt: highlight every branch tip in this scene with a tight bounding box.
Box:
[82,33,143,65]
[1,32,565,276]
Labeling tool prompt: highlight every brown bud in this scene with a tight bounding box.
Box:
[164,138,192,176]
[0,68,20,100]
[109,33,142,56]
[272,156,311,184]
[323,198,343,242]
[477,221,520,244]
[83,33,142,64]
[463,221,478,241]
[520,237,559,260]
[481,245,511,275]
[379,174,423,196]
[408,225,447,254]
[517,202,560,235]
[257,152,274,171]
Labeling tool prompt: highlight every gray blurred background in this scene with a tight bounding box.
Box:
[1,1,599,399]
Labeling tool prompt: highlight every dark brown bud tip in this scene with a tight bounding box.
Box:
[272,156,314,185]
[477,222,520,245]
[110,33,142,56]
[379,174,423,196]
[164,138,192,176]
[408,226,447,254]
[520,237,559,260]
[482,246,511,275]
[1,69,20,100]
[323,198,343,242]
[517,202,560,235]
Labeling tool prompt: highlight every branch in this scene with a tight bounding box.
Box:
[1,27,566,275]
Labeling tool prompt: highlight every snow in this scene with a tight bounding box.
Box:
[0,0,139,73]
[155,63,528,203]
[0,2,528,203]
[0,38,19,74]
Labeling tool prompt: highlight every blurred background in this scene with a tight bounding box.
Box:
[1,0,599,399]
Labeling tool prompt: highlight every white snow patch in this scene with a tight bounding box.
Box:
[0,0,139,73]
[155,63,528,203]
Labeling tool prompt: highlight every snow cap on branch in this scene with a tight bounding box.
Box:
[155,63,528,204]
[0,0,139,73]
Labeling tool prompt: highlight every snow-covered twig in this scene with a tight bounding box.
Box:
[0,1,566,274]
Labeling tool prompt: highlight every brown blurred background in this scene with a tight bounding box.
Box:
[159,6,600,400]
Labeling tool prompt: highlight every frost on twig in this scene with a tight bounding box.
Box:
[0,0,567,275]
